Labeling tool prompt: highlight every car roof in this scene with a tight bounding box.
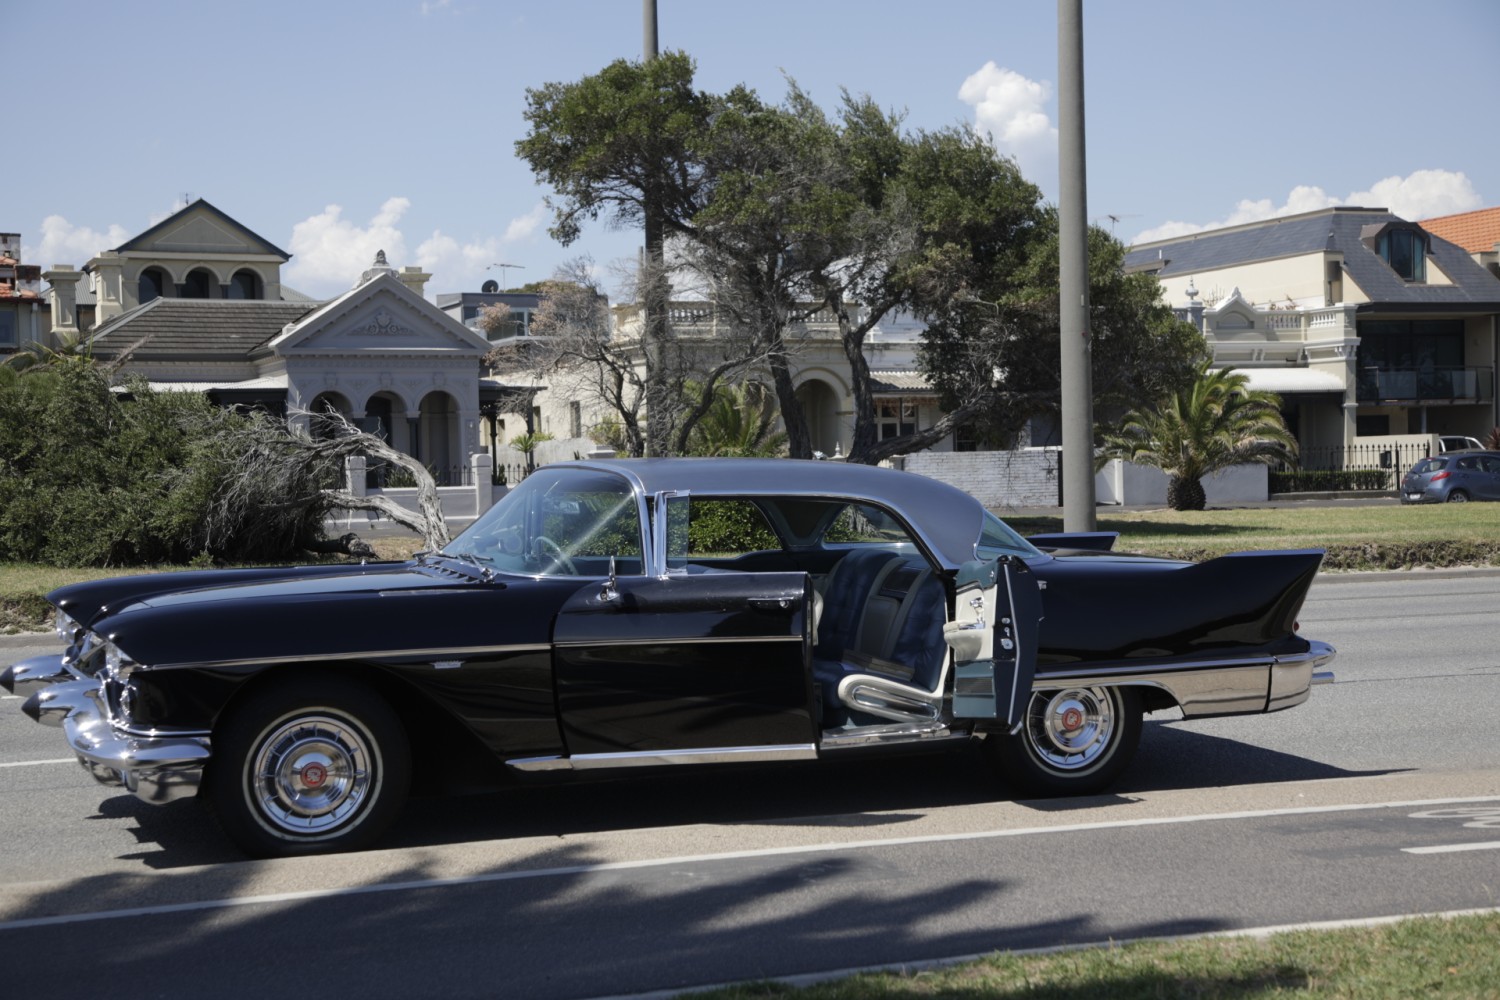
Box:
[552,457,989,570]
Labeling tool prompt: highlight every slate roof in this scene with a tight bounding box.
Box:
[1421,206,1500,255]
[87,298,315,360]
[1125,207,1500,311]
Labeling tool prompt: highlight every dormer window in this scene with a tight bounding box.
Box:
[1379,228,1426,281]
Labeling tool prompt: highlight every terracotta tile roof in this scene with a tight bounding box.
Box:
[1421,206,1500,254]
[0,254,18,266]
[0,282,43,301]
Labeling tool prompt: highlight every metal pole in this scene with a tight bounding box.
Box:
[644,0,657,59]
[1057,0,1097,530]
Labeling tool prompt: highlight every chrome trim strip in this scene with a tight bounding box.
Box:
[554,634,803,649]
[506,742,817,772]
[819,721,960,750]
[150,643,553,672]
[1036,663,1273,718]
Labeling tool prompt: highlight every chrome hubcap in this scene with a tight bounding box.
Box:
[1026,687,1117,771]
[250,713,374,836]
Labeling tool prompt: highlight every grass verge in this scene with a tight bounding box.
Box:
[683,911,1500,999]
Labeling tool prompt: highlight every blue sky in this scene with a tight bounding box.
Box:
[9,0,1498,301]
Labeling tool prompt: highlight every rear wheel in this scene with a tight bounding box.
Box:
[1446,490,1470,503]
[209,676,410,857]
[986,685,1142,796]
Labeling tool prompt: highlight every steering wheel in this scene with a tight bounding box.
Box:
[534,536,578,575]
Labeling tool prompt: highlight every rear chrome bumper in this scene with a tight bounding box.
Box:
[1034,640,1337,718]
[11,660,210,805]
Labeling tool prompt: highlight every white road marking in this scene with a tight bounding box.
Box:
[0,759,76,768]
[1403,841,1500,855]
[0,793,1497,932]
[1,696,19,701]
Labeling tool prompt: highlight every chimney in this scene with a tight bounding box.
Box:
[44,266,83,336]
[398,265,431,299]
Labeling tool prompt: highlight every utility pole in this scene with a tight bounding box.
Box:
[640,0,671,456]
[1057,0,1097,530]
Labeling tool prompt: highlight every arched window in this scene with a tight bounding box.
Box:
[182,268,215,299]
[137,267,168,304]
[228,269,262,300]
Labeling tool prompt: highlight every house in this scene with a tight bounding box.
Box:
[480,290,958,460]
[0,233,48,356]
[1124,207,1500,456]
[45,201,506,485]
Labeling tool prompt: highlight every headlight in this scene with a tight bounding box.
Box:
[103,641,138,680]
[55,610,80,642]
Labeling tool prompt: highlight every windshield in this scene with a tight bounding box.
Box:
[976,511,1042,560]
[440,467,645,577]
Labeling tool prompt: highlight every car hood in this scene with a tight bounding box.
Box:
[51,561,584,670]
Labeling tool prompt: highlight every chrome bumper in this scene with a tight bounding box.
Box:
[10,658,210,805]
[1034,639,1337,718]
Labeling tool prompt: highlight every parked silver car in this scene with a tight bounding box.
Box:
[1401,451,1500,503]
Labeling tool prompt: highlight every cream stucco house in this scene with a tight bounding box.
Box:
[1124,207,1500,459]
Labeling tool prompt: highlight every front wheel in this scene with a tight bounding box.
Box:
[209,676,411,857]
[986,685,1142,797]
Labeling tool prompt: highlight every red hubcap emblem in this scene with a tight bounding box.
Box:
[1060,707,1085,730]
[301,762,328,788]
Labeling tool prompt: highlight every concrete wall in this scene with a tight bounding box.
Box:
[898,450,1269,508]
[897,449,1062,508]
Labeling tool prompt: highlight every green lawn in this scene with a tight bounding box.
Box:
[1008,502,1500,569]
[684,911,1500,999]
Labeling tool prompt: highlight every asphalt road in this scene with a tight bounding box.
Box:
[1,571,1498,999]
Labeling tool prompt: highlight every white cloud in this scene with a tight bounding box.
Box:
[1132,169,1483,244]
[29,216,131,270]
[958,62,1057,185]
[419,0,452,14]
[284,198,412,294]
[502,203,547,243]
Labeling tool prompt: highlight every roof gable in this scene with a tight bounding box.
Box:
[270,272,492,357]
[114,199,291,260]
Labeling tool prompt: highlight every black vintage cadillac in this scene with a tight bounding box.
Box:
[3,459,1335,856]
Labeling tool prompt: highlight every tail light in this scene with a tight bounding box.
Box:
[1432,471,1451,482]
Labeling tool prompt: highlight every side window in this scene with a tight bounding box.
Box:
[825,503,917,546]
[1456,457,1478,471]
[665,497,781,572]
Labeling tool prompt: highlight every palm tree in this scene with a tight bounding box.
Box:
[1098,362,1297,511]
[685,382,788,458]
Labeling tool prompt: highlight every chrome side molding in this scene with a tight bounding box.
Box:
[507,742,817,773]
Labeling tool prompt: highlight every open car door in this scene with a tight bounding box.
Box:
[552,570,819,765]
[947,555,1043,729]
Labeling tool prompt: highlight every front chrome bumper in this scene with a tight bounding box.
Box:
[5,655,210,804]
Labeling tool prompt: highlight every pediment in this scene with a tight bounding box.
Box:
[1206,287,1261,336]
[115,199,291,259]
[272,274,490,358]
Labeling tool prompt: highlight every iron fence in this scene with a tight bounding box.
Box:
[1272,440,1434,492]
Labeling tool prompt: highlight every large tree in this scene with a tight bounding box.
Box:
[518,56,1202,464]
[919,213,1207,449]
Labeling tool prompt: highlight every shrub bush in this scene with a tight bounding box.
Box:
[1269,469,1392,493]
[0,359,335,566]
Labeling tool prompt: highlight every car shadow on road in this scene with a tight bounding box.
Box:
[107,722,1404,867]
